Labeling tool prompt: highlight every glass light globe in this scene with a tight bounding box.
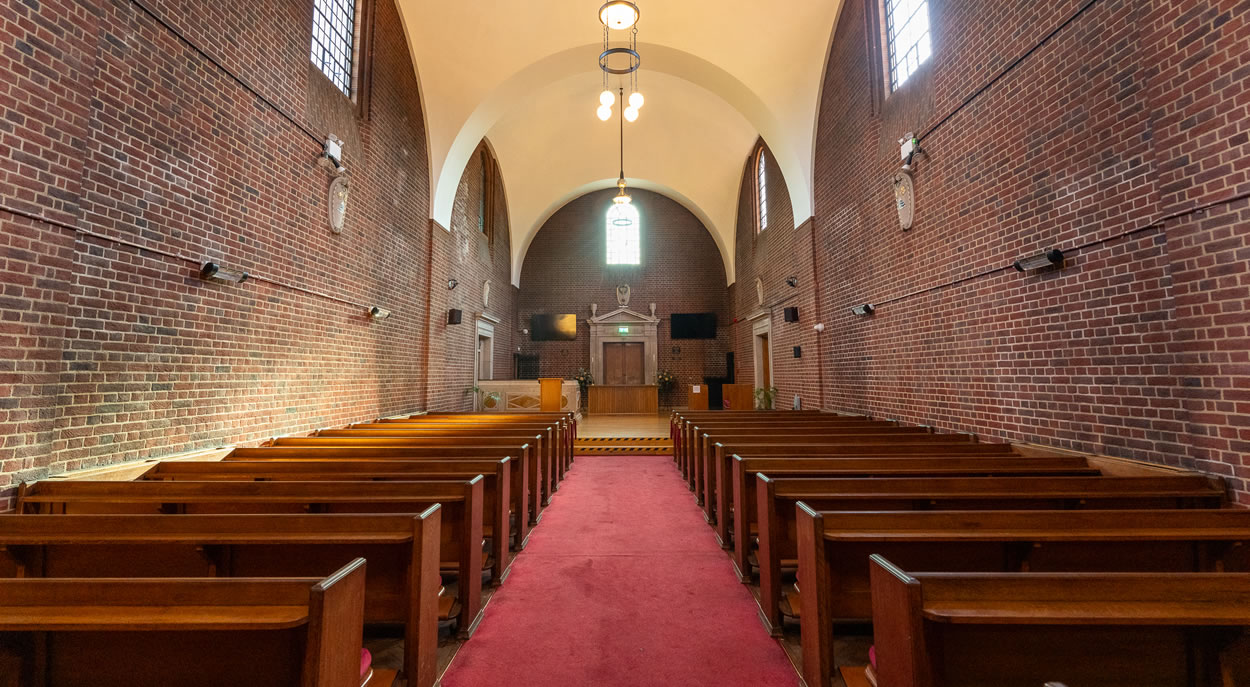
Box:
[599,1,639,30]
[596,104,612,121]
[628,92,644,109]
[599,90,616,107]
[623,106,639,122]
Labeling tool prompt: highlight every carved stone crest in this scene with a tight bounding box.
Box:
[755,277,765,307]
[482,280,491,309]
[649,302,656,317]
[893,170,915,231]
[328,176,350,234]
[590,303,598,317]
[615,284,631,307]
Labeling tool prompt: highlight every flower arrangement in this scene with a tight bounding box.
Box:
[572,368,594,410]
[655,369,678,395]
[754,386,779,410]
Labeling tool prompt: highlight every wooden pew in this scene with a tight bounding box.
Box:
[0,558,374,687]
[755,474,1227,634]
[389,412,577,479]
[144,457,527,553]
[682,418,893,485]
[227,445,538,525]
[707,441,1016,546]
[864,556,1250,687]
[0,516,439,685]
[726,453,1101,574]
[672,413,861,483]
[326,424,561,505]
[368,413,576,482]
[793,508,1250,682]
[671,410,843,462]
[264,436,548,514]
[698,428,970,522]
[16,479,486,637]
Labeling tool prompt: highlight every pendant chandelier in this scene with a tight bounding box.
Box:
[611,86,632,206]
[595,1,645,122]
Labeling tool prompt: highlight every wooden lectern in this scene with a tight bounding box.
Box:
[538,378,563,412]
[721,383,754,411]
[688,384,709,411]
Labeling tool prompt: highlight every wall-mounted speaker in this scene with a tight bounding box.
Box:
[783,306,799,322]
[793,346,802,358]
[447,309,462,325]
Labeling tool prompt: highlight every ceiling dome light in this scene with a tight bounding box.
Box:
[623,106,639,122]
[599,90,616,107]
[596,104,613,121]
[599,1,640,30]
[628,91,644,109]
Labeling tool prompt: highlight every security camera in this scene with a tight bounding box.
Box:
[813,323,825,332]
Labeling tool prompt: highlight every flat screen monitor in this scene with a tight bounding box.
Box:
[671,313,717,339]
[530,313,577,341]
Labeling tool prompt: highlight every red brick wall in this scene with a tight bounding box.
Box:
[0,0,516,509]
[801,0,1250,503]
[426,143,517,411]
[729,140,823,409]
[517,189,729,407]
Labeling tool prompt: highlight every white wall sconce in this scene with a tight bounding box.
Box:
[447,279,459,290]
[1014,248,1064,272]
[850,304,875,317]
[813,323,825,333]
[200,262,248,284]
[368,306,391,320]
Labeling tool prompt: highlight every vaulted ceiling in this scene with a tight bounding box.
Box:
[395,0,845,285]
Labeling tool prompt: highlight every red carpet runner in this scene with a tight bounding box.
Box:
[441,455,799,687]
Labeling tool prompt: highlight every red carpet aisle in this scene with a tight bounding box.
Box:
[441,455,800,687]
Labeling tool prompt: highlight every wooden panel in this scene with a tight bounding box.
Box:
[587,386,659,415]
[538,378,563,412]
[688,384,709,411]
[721,383,754,410]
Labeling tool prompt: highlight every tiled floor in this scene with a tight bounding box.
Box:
[576,413,672,438]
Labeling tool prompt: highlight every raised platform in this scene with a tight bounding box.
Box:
[574,436,673,455]
[575,413,672,455]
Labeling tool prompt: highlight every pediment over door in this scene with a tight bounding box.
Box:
[588,307,660,325]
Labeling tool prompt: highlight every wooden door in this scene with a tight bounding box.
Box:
[603,342,645,385]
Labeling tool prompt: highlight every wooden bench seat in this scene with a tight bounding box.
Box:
[0,558,375,687]
[144,457,526,553]
[323,425,562,502]
[351,419,572,485]
[0,513,443,685]
[685,419,900,476]
[792,507,1250,678]
[261,436,548,512]
[696,427,945,517]
[725,454,1101,574]
[673,414,877,483]
[863,556,1250,687]
[226,445,539,525]
[17,479,486,637]
[706,442,1018,546]
[670,411,836,478]
[754,474,1227,634]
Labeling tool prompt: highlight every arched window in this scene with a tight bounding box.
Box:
[606,201,640,265]
[755,149,769,233]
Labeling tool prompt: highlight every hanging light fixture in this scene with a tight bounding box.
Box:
[613,87,632,207]
[596,1,644,121]
[600,1,639,30]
